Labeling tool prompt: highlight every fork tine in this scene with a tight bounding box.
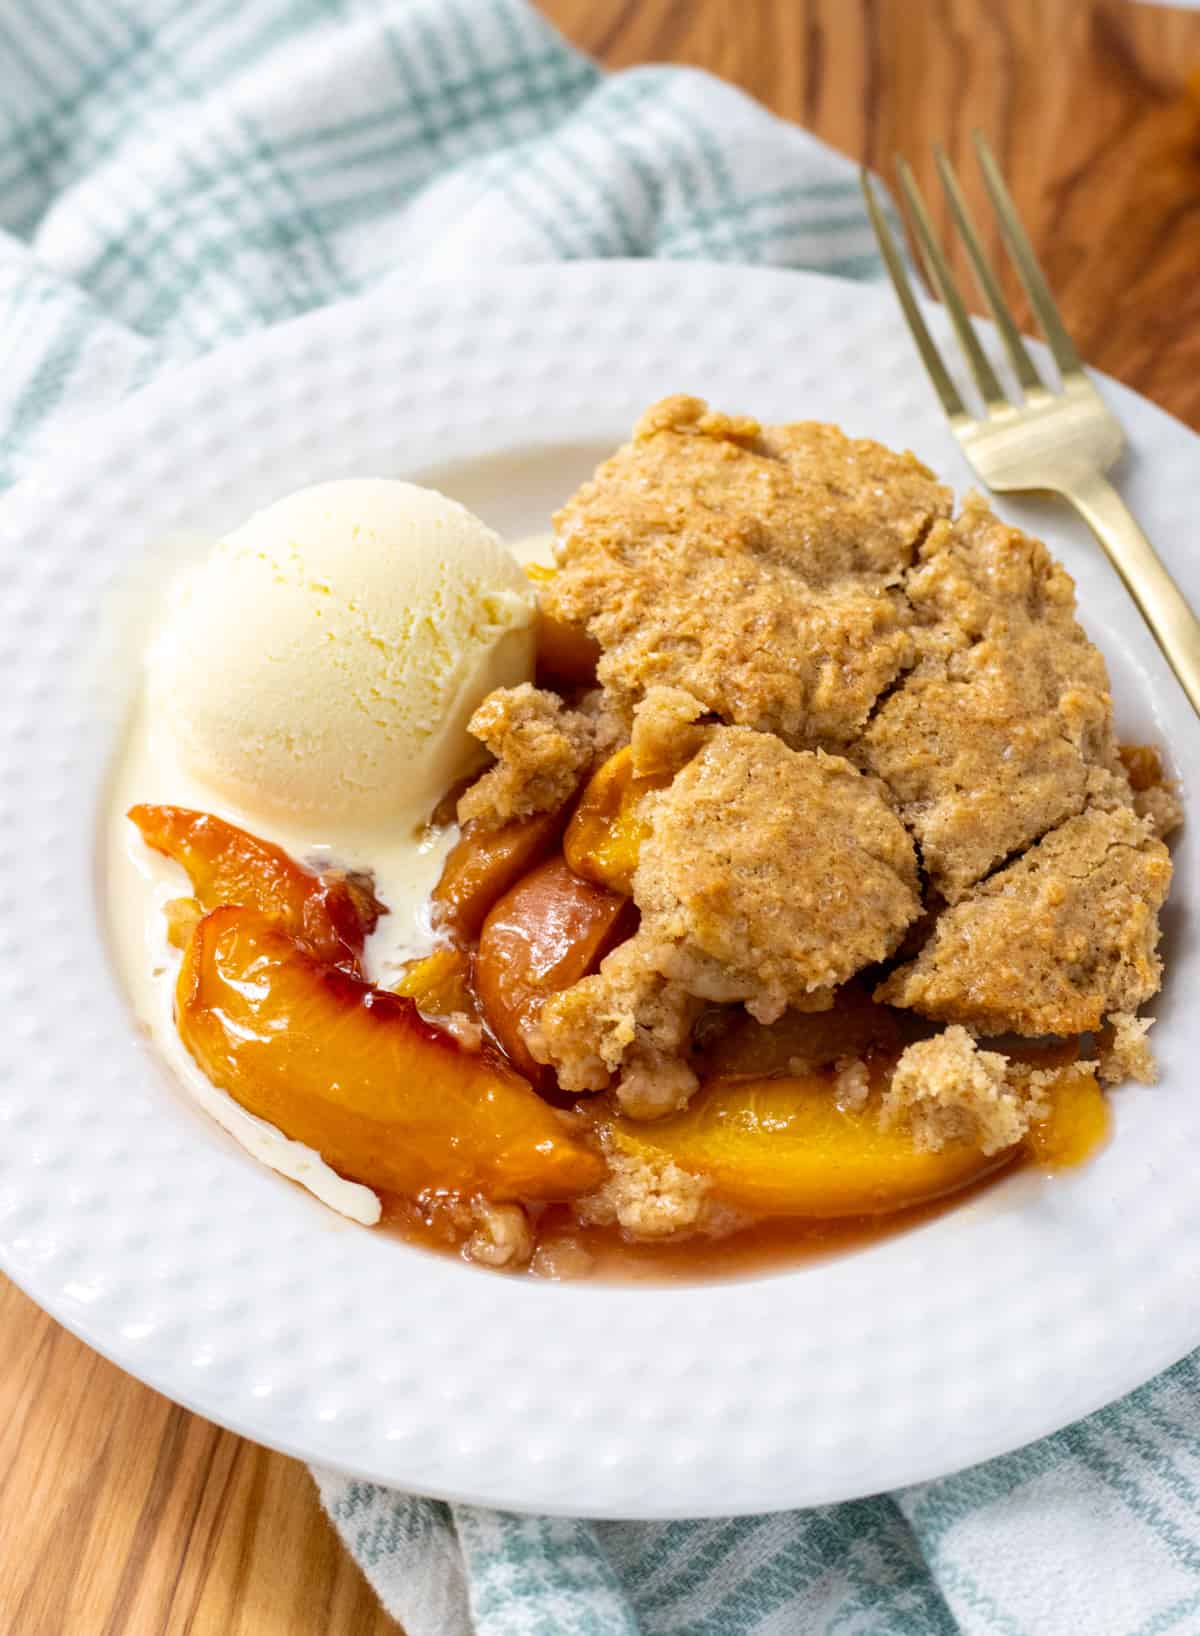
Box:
[972,131,1084,381]
[933,145,1044,396]
[859,169,968,422]
[895,157,1005,411]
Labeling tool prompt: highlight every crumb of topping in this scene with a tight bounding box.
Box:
[630,685,710,778]
[833,1057,872,1112]
[457,683,593,830]
[858,496,1118,902]
[1111,745,1182,839]
[465,1201,534,1269]
[1134,783,1184,840]
[578,1141,710,1239]
[615,1047,699,1121]
[878,806,1172,1036]
[546,394,950,747]
[1098,1012,1158,1086]
[530,1236,595,1280]
[882,1026,1037,1155]
[533,939,700,1094]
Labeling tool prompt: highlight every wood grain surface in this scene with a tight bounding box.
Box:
[543,0,1200,425]
[5,3,1200,1633]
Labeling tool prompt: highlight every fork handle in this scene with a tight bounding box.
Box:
[1060,470,1200,719]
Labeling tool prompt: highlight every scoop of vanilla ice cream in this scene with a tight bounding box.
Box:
[151,480,536,829]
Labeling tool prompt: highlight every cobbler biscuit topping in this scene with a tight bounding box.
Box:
[473,397,1176,1146]
[543,394,951,747]
[877,804,1171,1035]
[858,496,1120,901]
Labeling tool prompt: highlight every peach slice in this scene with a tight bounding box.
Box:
[476,856,636,1083]
[130,804,380,971]
[611,1072,1006,1217]
[394,946,477,1020]
[177,906,605,1201]
[1024,1066,1110,1167]
[563,746,671,896]
[526,563,601,686]
[392,947,485,1050]
[432,806,570,943]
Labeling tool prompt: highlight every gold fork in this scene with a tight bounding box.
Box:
[861,132,1200,718]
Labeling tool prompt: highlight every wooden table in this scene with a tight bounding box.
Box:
[4,3,1200,1631]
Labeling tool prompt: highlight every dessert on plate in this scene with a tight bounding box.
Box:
[110,397,1182,1278]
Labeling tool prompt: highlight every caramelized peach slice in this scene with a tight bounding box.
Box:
[612,1072,1006,1217]
[393,947,484,1049]
[476,856,636,1083]
[564,746,671,896]
[1024,1066,1110,1167]
[177,906,605,1200]
[526,563,601,686]
[130,804,380,971]
[394,946,477,1019]
[432,806,570,943]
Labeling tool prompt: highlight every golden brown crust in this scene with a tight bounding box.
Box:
[457,682,593,830]
[857,497,1118,901]
[1134,783,1184,840]
[877,806,1172,1036]
[634,730,921,1022]
[546,395,950,748]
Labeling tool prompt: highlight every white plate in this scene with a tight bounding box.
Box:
[1,263,1198,1519]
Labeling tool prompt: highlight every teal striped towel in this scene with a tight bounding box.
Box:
[4,3,1197,1632]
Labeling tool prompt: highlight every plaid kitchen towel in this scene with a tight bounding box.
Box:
[2,3,1195,1633]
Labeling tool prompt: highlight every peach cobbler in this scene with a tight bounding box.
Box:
[115,397,1181,1277]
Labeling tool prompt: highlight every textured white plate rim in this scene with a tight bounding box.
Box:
[0,260,1197,1519]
